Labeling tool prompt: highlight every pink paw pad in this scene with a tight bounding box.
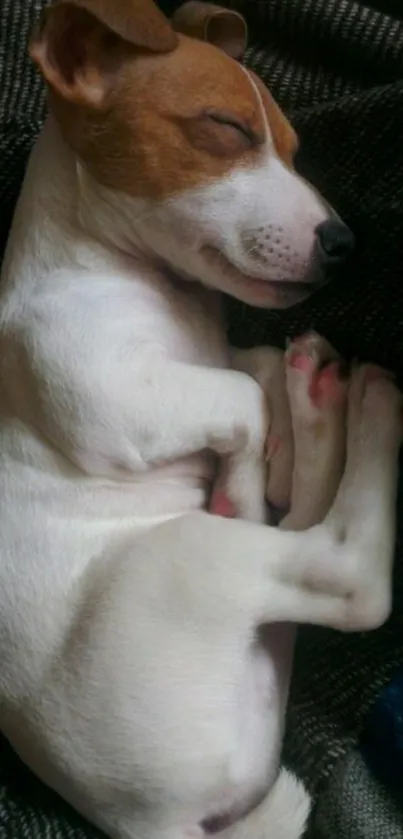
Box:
[287,350,315,373]
[308,361,344,407]
[209,490,236,519]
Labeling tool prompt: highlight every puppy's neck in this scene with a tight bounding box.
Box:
[75,162,158,266]
[3,117,158,291]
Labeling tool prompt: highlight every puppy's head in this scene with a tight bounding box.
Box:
[30,0,354,308]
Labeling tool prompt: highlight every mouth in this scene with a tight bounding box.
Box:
[201,246,318,308]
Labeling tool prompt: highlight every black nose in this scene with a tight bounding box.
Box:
[316,220,355,265]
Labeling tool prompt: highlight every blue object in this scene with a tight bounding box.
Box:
[361,669,403,798]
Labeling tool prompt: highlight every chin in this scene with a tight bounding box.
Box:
[198,246,320,309]
[228,277,316,309]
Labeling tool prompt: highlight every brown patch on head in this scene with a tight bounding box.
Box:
[64,39,272,199]
[30,0,179,106]
[30,0,296,201]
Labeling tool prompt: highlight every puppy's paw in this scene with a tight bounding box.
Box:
[210,453,268,524]
[285,332,348,425]
[209,488,236,519]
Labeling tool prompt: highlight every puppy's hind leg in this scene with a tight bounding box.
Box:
[111,767,309,839]
[229,346,294,515]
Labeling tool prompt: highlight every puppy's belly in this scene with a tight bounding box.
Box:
[204,626,295,831]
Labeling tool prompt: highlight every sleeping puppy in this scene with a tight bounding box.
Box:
[0,2,400,838]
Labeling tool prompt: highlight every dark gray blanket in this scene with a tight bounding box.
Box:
[1,1,403,836]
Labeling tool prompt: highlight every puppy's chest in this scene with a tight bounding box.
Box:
[159,283,229,367]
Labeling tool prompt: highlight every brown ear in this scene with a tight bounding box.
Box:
[172,1,247,59]
[30,0,178,108]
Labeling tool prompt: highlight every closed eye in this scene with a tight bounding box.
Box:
[179,110,263,158]
[205,112,262,147]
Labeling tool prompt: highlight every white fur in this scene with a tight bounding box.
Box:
[0,116,400,839]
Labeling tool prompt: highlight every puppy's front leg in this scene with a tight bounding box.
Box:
[229,336,346,523]
[230,346,294,514]
[212,338,343,523]
[138,358,269,522]
[16,302,269,521]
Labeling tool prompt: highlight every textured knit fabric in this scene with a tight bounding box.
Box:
[314,748,403,839]
[1,0,403,837]
[0,0,46,255]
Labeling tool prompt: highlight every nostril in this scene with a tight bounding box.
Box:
[316,220,355,264]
